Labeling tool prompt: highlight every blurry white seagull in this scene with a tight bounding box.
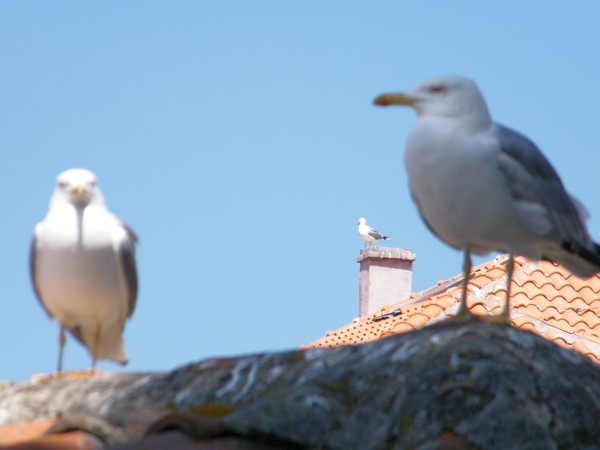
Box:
[374,75,600,322]
[30,168,138,372]
[358,217,390,247]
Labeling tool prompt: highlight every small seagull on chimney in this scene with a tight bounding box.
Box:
[358,218,390,247]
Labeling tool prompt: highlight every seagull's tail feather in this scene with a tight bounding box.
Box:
[383,236,391,241]
[582,242,600,266]
[69,321,129,365]
[96,339,128,365]
[545,240,600,279]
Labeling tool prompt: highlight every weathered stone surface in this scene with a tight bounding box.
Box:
[1,321,600,449]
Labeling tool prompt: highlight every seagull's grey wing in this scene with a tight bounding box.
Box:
[495,124,599,261]
[29,234,53,318]
[118,222,138,318]
[368,228,384,240]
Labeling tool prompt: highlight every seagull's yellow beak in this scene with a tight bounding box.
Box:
[373,92,415,107]
[72,185,87,196]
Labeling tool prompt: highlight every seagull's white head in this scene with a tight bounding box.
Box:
[374,75,492,128]
[50,168,107,209]
[358,218,366,226]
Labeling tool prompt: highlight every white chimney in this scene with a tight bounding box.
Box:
[357,247,416,317]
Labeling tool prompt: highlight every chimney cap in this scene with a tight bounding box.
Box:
[357,247,416,263]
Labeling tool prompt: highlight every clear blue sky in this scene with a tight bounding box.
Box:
[2,2,599,381]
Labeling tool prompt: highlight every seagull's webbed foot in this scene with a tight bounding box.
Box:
[475,312,511,325]
[445,300,478,323]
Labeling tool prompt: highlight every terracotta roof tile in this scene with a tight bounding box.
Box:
[0,430,103,449]
[571,341,596,359]
[469,274,494,288]
[389,322,415,334]
[511,316,537,333]
[0,419,55,446]
[304,255,600,363]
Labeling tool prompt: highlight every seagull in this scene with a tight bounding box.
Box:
[358,217,390,247]
[374,75,600,322]
[30,168,138,372]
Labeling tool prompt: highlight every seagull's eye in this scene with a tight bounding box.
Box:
[58,181,68,189]
[429,84,445,94]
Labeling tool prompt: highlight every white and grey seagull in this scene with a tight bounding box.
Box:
[374,75,600,322]
[30,168,138,372]
[358,217,390,247]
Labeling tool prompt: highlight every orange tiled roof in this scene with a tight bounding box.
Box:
[304,255,600,362]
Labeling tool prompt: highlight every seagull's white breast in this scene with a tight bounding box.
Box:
[34,204,127,328]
